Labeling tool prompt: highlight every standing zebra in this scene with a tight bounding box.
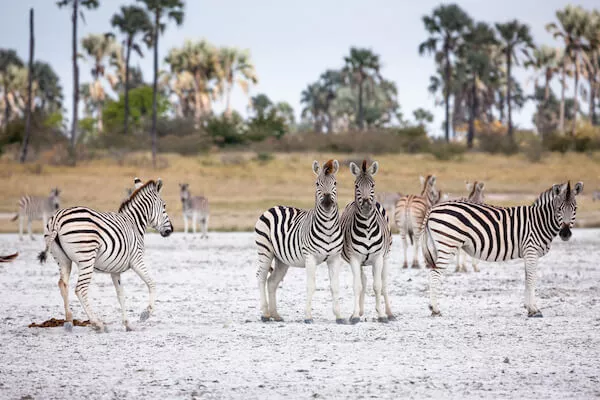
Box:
[179,183,210,238]
[37,178,173,332]
[255,160,345,324]
[11,188,61,240]
[394,175,441,268]
[423,181,583,317]
[455,181,485,272]
[341,160,394,324]
[375,191,402,230]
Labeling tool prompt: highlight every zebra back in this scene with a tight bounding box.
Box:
[17,188,61,220]
[180,183,209,215]
[394,175,440,238]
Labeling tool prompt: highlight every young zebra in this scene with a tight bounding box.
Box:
[255,160,345,324]
[341,160,394,324]
[11,188,61,240]
[455,181,485,272]
[375,191,402,230]
[423,181,583,317]
[394,175,441,268]
[179,183,210,238]
[37,178,173,332]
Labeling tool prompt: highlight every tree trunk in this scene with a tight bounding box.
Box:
[326,112,333,134]
[559,63,566,134]
[506,50,513,139]
[193,72,202,128]
[225,78,233,118]
[70,0,79,163]
[591,81,597,126]
[571,54,579,137]
[151,9,160,169]
[357,76,364,130]
[3,78,9,131]
[19,8,34,163]
[544,71,550,102]
[444,49,451,142]
[124,37,132,134]
[467,76,476,149]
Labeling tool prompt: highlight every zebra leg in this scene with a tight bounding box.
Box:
[18,215,23,241]
[304,256,317,324]
[455,250,461,272]
[56,253,73,332]
[183,215,188,234]
[256,253,273,322]
[349,258,363,324]
[28,217,34,240]
[192,213,197,234]
[428,267,445,317]
[202,215,209,239]
[382,257,395,321]
[131,261,156,322]
[472,255,480,273]
[373,257,388,322]
[411,232,421,269]
[111,273,132,331]
[326,256,345,324]
[359,266,367,317]
[524,254,542,317]
[74,260,105,332]
[267,260,288,322]
[401,234,409,269]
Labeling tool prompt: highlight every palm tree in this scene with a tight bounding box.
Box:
[525,45,560,102]
[419,4,473,141]
[495,20,534,139]
[546,5,590,135]
[300,83,325,132]
[342,47,382,130]
[0,49,24,130]
[81,33,119,133]
[110,5,152,134]
[218,47,258,118]
[57,0,99,161]
[584,10,600,126]
[32,61,63,113]
[249,93,273,118]
[137,0,185,169]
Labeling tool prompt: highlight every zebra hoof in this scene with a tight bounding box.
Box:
[260,316,272,322]
[377,316,389,323]
[349,317,360,325]
[64,322,73,332]
[402,263,408,269]
[387,315,397,322]
[528,311,543,318]
[336,318,347,325]
[273,316,284,322]
[139,310,151,322]
[125,324,134,332]
[429,305,442,317]
[411,263,420,269]
[304,319,314,324]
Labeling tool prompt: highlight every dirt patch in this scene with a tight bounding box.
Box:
[28,318,90,328]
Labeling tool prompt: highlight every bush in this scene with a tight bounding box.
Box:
[254,151,275,163]
[543,134,572,153]
[522,137,544,163]
[478,133,519,155]
[428,139,466,161]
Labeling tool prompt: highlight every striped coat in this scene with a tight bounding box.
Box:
[179,183,210,238]
[12,188,61,240]
[455,181,485,272]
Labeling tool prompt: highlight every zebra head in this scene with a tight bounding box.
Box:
[313,159,339,212]
[350,160,378,215]
[50,188,61,210]
[142,179,173,237]
[552,181,583,241]
[466,181,485,203]
[179,183,190,203]
[420,175,439,205]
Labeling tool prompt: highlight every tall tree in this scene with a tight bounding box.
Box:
[0,49,24,130]
[32,61,63,112]
[584,10,600,126]
[110,5,152,134]
[342,47,382,130]
[137,0,184,169]
[300,83,324,132]
[525,45,560,102]
[57,0,99,162]
[495,19,534,139]
[419,4,473,142]
[218,47,257,118]
[19,9,34,163]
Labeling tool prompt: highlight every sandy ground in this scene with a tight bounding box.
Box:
[0,230,599,399]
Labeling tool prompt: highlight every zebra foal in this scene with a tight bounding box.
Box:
[37,178,173,332]
[255,160,345,324]
[11,188,61,240]
[423,181,583,317]
[179,183,210,238]
[341,160,394,323]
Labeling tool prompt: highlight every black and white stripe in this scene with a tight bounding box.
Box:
[422,181,583,317]
[375,191,402,230]
[179,183,210,238]
[255,160,344,324]
[11,188,61,240]
[341,160,394,323]
[455,181,485,272]
[37,178,173,332]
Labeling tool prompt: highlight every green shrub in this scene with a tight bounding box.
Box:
[428,139,466,161]
[543,134,572,153]
[478,133,519,155]
[254,151,275,163]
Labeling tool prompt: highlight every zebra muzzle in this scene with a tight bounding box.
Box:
[559,224,572,241]
[322,194,334,209]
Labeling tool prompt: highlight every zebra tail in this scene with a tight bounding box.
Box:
[38,220,58,264]
[421,219,437,269]
[405,202,414,246]
[10,214,18,222]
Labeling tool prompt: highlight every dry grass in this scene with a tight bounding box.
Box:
[1,151,599,233]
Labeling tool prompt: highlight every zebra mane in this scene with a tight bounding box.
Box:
[118,180,157,213]
[323,160,335,175]
[533,183,566,206]
[361,160,367,172]
[420,175,434,196]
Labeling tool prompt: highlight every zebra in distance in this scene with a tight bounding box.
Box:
[394,175,441,269]
[422,181,583,317]
[592,190,600,202]
[375,191,402,230]
[455,181,485,273]
[341,160,395,324]
[11,188,61,240]
[37,178,173,332]
[255,160,345,324]
[179,183,210,238]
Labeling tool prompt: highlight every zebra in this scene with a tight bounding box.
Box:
[422,181,583,317]
[37,178,173,332]
[455,181,485,272]
[0,252,18,263]
[255,160,345,324]
[179,183,210,238]
[11,188,61,240]
[592,190,600,202]
[375,191,402,230]
[341,160,394,324]
[394,175,441,269]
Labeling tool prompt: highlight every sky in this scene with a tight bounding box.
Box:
[0,0,598,136]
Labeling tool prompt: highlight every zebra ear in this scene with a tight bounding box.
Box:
[156,179,163,193]
[429,176,437,186]
[465,180,473,191]
[369,161,379,176]
[477,182,485,191]
[312,160,320,176]
[419,176,425,186]
[349,162,360,177]
[573,181,584,196]
[331,160,339,175]
[134,177,143,189]
[552,184,563,196]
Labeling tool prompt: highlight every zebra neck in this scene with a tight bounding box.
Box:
[120,202,148,236]
[315,204,339,228]
[354,205,376,226]
[530,201,561,241]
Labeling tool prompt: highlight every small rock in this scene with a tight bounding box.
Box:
[503,357,510,364]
